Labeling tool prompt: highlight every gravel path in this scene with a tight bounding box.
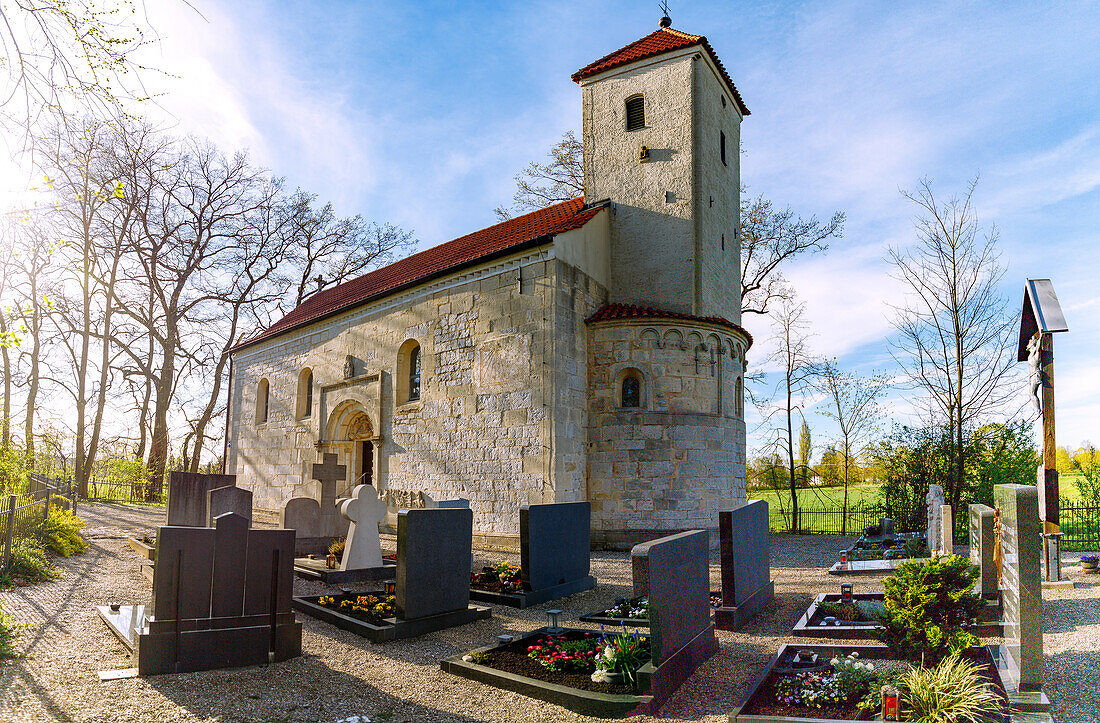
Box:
[1,503,1096,723]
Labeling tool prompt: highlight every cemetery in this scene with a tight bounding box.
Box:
[0,6,1098,723]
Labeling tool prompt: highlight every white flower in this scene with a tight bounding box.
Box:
[462,655,473,662]
[591,669,612,683]
[830,658,840,666]
[604,646,615,661]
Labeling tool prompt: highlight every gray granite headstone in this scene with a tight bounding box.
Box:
[969,503,996,597]
[396,507,473,620]
[926,484,945,553]
[881,517,894,538]
[994,484,1043,692]
[206,485,252,527]
[520,501,591,591]
[719,500,772,608]
[166,471,235,527]
[434,498,471,509]
[632,529,712,665]
[281,497,321,538]
[151,525,217,620]
[210,512,248,618]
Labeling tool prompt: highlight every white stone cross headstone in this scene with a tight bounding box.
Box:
[926,484,945,553]
[337,484,388,571]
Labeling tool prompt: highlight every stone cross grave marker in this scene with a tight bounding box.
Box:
[926,484,945,552]
[969,504,997,598]
[941,504,954,554]
[206,485,252,527]
[338,484,388,571]
[281,452,348,542]
[994,484,1043,694]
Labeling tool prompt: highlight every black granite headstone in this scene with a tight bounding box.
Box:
[397,507,473,620]
[520,501,591,591]
[207,485,252,527]
[166,471,235,527]
[715,500,775,629]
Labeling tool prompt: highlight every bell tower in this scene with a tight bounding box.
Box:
[573,24,748,323]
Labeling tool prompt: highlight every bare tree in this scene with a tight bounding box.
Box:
[0,1,155,146]
[494,131,583,220]
[759,298,821,532]
[817,361,889,534]
[888,176,1018,510]
[287,191,414,305]
[739,194,844,316]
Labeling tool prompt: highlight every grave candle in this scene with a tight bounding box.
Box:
[881,684,900,720]
[840,583,853,601]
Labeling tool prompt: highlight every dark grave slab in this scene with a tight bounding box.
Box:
[470,501,597,608]
[791,590,1002,640]
[441,627,652,718]
[970,503,999,599]
[827,557,909,576]
[292,556,396,584]
[728,643,1046,723]
[97,512,301,675]
[293,507,489,642]
[207,485,252,527]
[714,501,774,630]
[630,529,718,714]
[166,471,235,527]
[994,484,1048,709]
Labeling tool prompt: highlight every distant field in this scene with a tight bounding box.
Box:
[750,475,1091,510]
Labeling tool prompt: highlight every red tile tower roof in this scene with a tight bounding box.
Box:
[586,303,753,348]
[571,27,749,116]
[232,198,604,352]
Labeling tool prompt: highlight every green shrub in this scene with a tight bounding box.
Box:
[876,554,985,662]
[900,652,1004,722]
[43,499,86,556]
[1,538,53,585]
[0,600,21,658]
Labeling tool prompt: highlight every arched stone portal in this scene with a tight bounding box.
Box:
[323,401,378,499]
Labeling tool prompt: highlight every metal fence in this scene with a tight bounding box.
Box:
[1,492,48,571]
[81,477,159,504]
[767,498,1100,552]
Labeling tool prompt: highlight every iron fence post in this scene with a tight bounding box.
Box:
[2,494,15,570]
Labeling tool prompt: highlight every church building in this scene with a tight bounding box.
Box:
[226,22,752,549]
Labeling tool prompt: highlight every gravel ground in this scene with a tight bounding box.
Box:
[0,502,1096,723]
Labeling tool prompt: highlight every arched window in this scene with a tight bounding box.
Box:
[296,368,313,419]
[408,345,421,401]
[397,339,422,406]
[256,378,270,424]
[720,130,727,165]
[625,95,645,131]
[621,375,641,408]
[735,376,744,418]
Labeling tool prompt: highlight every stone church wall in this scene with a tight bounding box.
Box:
[229,248,562,541]
[585,318,748,549]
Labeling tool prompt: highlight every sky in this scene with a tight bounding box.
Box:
[6,0,1100,460]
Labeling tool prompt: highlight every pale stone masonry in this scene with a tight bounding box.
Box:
[228,24,752,549]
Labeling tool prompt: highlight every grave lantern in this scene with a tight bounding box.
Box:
[839,549,848,564]
[546,609,564,633]
[881,684,900,720]
[496,634,514,646]
[384,581,396,596]
[840,583,853,601]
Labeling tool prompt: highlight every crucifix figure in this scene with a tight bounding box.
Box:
[337,484,388,571]
[1016,279,1069,583]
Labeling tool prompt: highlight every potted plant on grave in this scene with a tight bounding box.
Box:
[1081,555,1098,572]
[875,554,985,663]
[591,627,650,688]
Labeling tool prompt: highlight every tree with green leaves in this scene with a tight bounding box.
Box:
[818,361,889,534]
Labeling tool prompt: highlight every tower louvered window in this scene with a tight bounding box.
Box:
[625,95,645,131]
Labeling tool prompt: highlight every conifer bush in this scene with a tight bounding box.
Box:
[875,554,985,662]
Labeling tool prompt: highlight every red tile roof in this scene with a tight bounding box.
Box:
[586,303,752,348]
[232,198,604,352]
[572,28,749,116]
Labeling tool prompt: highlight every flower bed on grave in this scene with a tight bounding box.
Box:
[442,627,653,718]
[581,593,726,627]
[731,644,1011,722]
[470,562,524,594]
[745,555,1016,721]
[315,593,396,626]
